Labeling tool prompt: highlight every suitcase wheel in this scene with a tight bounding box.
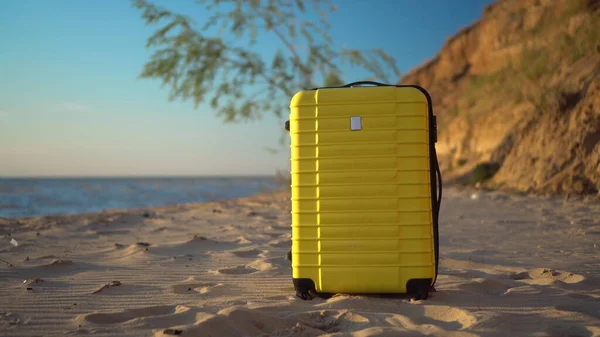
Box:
[410,292,429,301]
[293,278,317,300]
[407,278,432,301]
[296,287,317,300]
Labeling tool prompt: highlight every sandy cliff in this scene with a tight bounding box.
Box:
[400,0,600,194]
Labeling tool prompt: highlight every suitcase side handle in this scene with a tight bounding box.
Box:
[341,81,391,87]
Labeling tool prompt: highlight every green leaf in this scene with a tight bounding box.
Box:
[132,0,401,131]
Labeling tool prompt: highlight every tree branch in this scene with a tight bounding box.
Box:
[248,5,311,79]
[133,0,401,127]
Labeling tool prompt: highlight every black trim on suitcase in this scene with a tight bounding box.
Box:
[287,81,443,301]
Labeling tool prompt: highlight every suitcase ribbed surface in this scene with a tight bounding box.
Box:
[289,86,436,294]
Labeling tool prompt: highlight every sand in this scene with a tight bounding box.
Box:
[1,187,600,337]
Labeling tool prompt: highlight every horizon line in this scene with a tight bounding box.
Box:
[0,174,281,179]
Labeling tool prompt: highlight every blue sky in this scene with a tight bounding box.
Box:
[0,0,494,177]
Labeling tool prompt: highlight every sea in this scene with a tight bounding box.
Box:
[0,176,282,218]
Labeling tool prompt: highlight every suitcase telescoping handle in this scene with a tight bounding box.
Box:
[341,81,391,87]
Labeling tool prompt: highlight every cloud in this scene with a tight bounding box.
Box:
[62,102,92,113]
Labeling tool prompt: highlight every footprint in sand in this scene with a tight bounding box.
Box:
[94,229,130,236]
[381,306,478,334]
[217,265,259,275]
[263,232,284,238]
[34,254,60,260]
[545,320,598,337]
[510,268,585,284]
[457,278,516,295]
[322,296,478,332]
[79,305,200,331]
[421,306,478,330]
[555,303,600,319]
[110,243,149,258]
[270,224,290,231]
[143,236,240,257]
[79,305,176,324]
[157,307,302,337]
[226,300,248,306]
[235,236,253,244]
[0,312,24,329]
[170,282,223,295]
[230,248,262,258]
[247,259,274,271]
[45,259,74,267]
[294,310,371,334]
[255,256,290,270]
[268,238,291,248]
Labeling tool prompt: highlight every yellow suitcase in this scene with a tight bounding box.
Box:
[285,81,442,301]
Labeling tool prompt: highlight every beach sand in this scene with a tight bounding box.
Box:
[1,187,600,337]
